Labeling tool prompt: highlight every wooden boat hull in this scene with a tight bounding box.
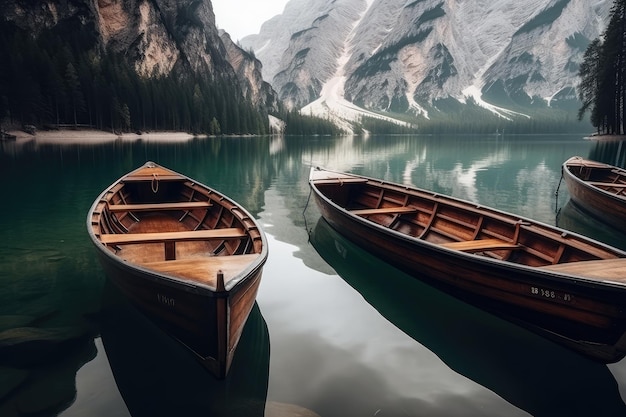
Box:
[309,167,626,362]
[94,248,263,378]
[563,156,626,229]
[100,281,270,416]
[87,162,267,378]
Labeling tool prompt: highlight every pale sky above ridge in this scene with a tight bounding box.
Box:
[212,0,290,42]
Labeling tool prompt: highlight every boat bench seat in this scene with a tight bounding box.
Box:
[440,238,520,252]
[588,182,626,188]
[107,201,212,212]
[142,254,260,285]
[100,228,246,245]
[100,228,247,261]
[351,206,418,215]
[539,258,626,282]
[311,178,369,185]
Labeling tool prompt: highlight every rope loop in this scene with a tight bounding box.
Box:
[151,173,159,193]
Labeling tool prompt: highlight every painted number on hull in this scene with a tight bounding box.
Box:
[530,286,572,302]
[157,293,176,307]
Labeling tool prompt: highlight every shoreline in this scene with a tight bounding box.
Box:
[5,128,202,144]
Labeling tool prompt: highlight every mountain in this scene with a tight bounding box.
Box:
[242,0,610,132]
[219,30,280,111]
[0,0,277,133]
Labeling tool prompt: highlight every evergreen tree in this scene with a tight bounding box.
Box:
[579,0,626,135]
[65,62,86,127]
[578,39,602,125]
[0,19,269,135]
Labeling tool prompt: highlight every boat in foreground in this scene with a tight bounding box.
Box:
[562,156,626,229]
[87,162,267,378]
[309,166,626,362]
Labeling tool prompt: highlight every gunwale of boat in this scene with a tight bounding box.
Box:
[564,156,626,200]
[309,167,626,286]
[87,162,267,292]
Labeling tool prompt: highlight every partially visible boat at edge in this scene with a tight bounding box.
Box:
[563,156,626,229]
[309,166,626,362]
[87,161,268,379]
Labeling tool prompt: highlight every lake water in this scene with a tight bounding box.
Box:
[2,133,626,417]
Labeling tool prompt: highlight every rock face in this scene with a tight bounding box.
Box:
[1,0,276,111]
[220,30,280,110]
[242,0,610,117]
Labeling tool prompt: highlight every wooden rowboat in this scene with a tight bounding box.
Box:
[562,156,626,229]
[87,162,267,378]
[309,166,626,362]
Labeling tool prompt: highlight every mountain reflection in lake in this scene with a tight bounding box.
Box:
[2,133,626,416]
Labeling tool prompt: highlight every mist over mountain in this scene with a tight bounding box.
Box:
[242,0,610,132]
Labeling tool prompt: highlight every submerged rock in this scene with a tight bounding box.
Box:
[0,326,89,366]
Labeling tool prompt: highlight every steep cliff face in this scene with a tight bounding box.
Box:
[1,0,274,111]
[243,0,610,124]
[220,30,280,110]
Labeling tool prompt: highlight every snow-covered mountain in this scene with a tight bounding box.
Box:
[241,0,610,131]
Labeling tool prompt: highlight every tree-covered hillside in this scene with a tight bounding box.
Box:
[578,0,626,135]
[0,20,269,135]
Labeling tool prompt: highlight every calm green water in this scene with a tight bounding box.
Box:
[1,133,626,417]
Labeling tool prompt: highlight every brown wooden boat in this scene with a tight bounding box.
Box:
[309,166,626,362]
[563,156,626,229]
[87,162,267,378]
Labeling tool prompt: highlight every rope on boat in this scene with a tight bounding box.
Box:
[555,166,564,199]
[302,186,313,238]
[151,173,159,193]
[554,167,564,216]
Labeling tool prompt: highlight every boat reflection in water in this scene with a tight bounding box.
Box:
[556,200,626,252]
[310,217,626,416]
[99,283,270,417]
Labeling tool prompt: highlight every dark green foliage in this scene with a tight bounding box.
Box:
[411,97,592,135]
[360,117,418,134]
[0,20,267,135]
[578,0,626,135]
[282,110,343,135]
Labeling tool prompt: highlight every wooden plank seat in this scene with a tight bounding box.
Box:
[539,258,626,282]
[311,178,369,185]
[100,228,248,261]
[100,228,246,245]
[108,201,212,212]
[440,238,520,252]
[141,254,260,285]
[588,182,626,188]
[121,175,184,182]
[351,206,418,215]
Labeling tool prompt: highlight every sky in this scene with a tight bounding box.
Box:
[212,0,290,42]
